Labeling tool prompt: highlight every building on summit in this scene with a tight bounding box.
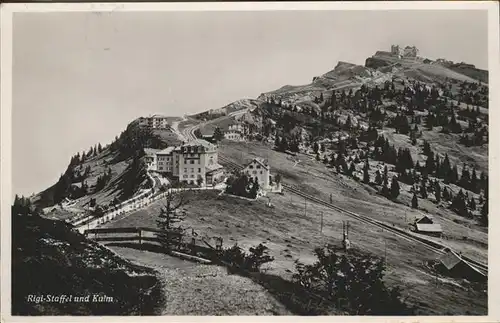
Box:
[390,45,419,58]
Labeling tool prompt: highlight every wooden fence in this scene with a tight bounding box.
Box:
[84,227,223,256]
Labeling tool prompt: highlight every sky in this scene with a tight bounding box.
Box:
[12,9,489,198]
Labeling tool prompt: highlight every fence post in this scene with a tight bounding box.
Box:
[191,238,196,255]
[138,229,142,245]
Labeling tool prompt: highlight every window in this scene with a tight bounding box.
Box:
[198,160,200,164]
[159,167,164,170]
[253,171,257,175]
[183,175,188,178]
[260,171,263,174]
[249,165,253,169]
[190,174,195,178]
[190,160,195,164]
[184,168,187,172]
[256,165,261,169]
[198,168,201,173]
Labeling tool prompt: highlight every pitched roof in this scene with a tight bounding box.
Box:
[144,148,161,156]
[156,147,175,155]
[415,223,442,233]
[182,139,216,150]
[416,215,434,224]
[244,157,269,170]
[439,250,462,270]
[206,163,224,172]
[150,114,169,119]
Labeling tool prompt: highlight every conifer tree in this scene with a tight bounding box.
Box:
[390,177,400,199]
[363,160,370,184]
[348,162,356,176]
[460,166,471,190]
[375,170,383,185]
[412,193,418,209]
[420,180,428,199]
[433,181,441,203]
[471,168,479,193]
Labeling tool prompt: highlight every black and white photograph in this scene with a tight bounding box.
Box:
[1,2,499,319]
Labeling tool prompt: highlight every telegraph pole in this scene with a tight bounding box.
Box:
[384,237,387,264]
[320,212,324,235]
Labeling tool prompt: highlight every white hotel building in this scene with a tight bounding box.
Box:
[144,139,224,186]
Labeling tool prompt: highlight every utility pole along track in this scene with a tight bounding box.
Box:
[217,154,488,276]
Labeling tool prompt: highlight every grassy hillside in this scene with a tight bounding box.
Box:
[102,189,486,315]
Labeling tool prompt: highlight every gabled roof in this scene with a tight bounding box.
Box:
[206,163,224,173]
[416,215,434,224]
[157,147,175,155]
[439,250,462,270]
[144,148,161,156]
[244,157,270,170]
[416,223,442,233]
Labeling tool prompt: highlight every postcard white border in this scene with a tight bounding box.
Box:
[1,1,499,322]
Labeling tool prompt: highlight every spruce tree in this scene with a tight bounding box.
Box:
[412,193,418,209]
[363,160,370,184]
[471,168,479,193]
[348,162,356,176]
[420,180,428,199]
[375,170,383,185]
[390,177,400,199]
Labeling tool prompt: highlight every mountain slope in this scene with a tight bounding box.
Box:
[12,211,164,315]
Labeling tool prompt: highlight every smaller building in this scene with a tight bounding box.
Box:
[139,114,171,129]
[413,215,443,237]
[403,46,419,58]
[205,163,225,186]
[391,44,403,57]
[223,123,246,141]
[243,157,271,190]
[438,249,486,282]
[144,148,161,171]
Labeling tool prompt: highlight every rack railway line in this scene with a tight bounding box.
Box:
[217,154,488,276]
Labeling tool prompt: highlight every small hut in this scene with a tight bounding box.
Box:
[413,215,443,237]
[438,249,486,282]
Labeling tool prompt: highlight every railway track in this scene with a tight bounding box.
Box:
[218,154,488,275]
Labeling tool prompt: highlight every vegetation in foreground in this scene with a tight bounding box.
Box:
[11,197,165,315]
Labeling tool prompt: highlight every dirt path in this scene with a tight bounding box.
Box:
[108,246,291,315]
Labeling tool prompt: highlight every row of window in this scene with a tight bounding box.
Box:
[248,164,262,169]
[184,168,202,173]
